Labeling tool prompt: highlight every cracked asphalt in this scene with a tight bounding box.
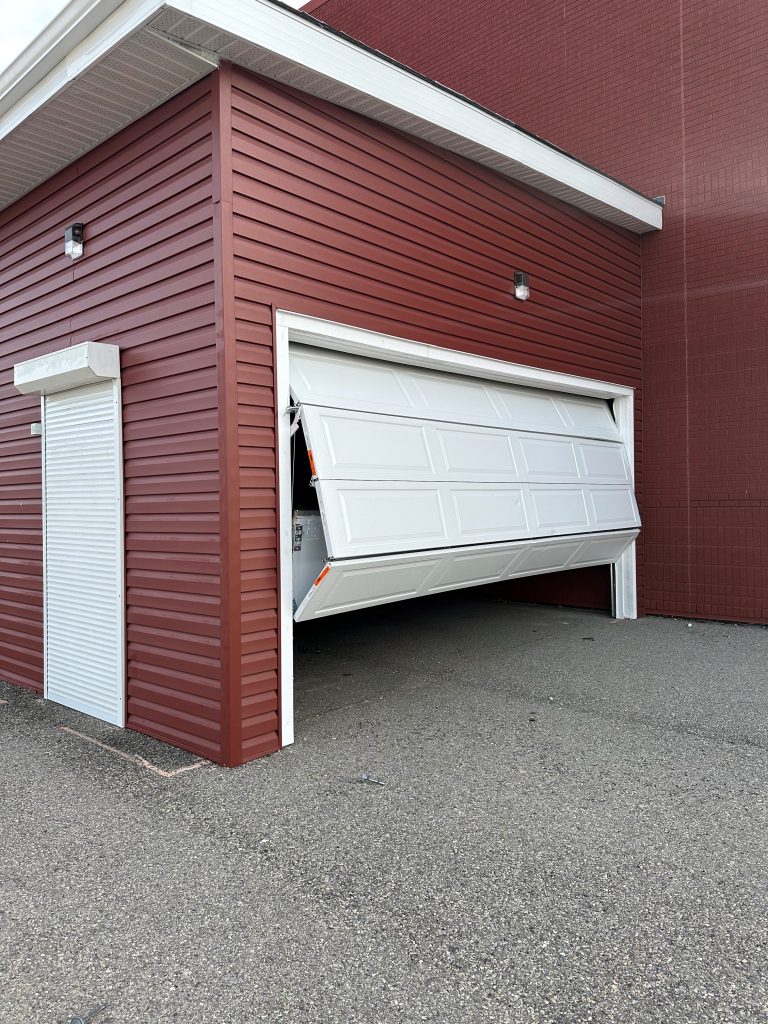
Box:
[2,593,767,1023]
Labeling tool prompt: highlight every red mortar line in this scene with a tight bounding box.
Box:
[59,726,210,778]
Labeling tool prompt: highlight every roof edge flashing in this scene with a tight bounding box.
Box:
[173,0,663,232]
[0,0,662,232]
[0,0,134,114]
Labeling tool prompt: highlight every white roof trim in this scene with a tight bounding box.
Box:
[0,0,662,232]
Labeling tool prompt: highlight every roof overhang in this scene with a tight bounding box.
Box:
[0,0,662,232]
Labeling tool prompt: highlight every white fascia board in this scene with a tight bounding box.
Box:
[175,0,662,231]
[0,0,163,142]
[0,0,130,113]
[0,0,661,231]
[15,342,121,395]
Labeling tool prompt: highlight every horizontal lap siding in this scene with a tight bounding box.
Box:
[228,68,642,760]
[0,80,225,761]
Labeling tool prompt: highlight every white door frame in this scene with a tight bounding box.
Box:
[275,311,638,747]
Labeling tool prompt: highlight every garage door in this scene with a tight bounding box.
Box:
[290,345,639,621]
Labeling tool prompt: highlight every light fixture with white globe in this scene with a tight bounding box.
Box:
[514,271,530,301]
[64,223,84,260]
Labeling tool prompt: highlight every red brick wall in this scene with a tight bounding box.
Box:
[306,0,768,621]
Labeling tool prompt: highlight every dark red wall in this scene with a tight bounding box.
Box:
[0,64,643,767]
[227,64,643,759]
[304,0,768,622]
[0,79,234,761]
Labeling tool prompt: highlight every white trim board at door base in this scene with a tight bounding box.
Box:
[275,311,638,748]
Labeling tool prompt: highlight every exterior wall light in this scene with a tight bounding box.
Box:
[64,223,84,260]
[514,271,530,301]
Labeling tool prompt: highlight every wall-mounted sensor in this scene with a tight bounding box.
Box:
[514,271,530,301]
[64,223,84,260]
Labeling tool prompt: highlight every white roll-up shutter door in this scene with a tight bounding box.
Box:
[43,380,125,725]
[290,345,639,621]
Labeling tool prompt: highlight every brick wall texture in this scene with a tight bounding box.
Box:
[306,0,768,622]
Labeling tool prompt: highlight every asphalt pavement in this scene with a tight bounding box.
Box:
[2,593,767,1023]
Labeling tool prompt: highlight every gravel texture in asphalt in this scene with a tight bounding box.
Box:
[1,593,767,1023]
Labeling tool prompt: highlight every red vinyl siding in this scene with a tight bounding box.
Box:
[0,79,227,761]
[227,66,643,761]
[1,63,644,767]
[305,0,767,623]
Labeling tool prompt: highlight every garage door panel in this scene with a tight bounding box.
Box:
[329,484,449,553]
[317,411,434,475]
[438,427,518,476]
[558,397,618,438]
[427,547,526,590]
[589,488,640,528]
[291,346,415,413]
[302,406,630,486]
[513,537,587,574]
[578,442,631,483]
[519,437,580,479]
[292,345,638,596]
[409,373,501,423]
[291,346,621,441]
[452,487,528,539]
[318,480,638,558]
[294,529,638,621]
[572,532,636,565]
[490,387,569,435]
[296,557,443,619]
[529,487,590,531]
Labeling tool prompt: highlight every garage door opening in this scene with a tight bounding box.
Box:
[278,313,639,747]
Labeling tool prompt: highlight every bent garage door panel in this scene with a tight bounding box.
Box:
[295,530,637,621]
[315,479,638,558]
[290,345,639,618]
[290,345,621,439]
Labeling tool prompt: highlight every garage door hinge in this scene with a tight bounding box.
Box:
[288,404,302,436]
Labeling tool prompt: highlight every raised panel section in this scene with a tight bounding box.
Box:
[589,488,640,528]
[317,479,638,558]
[529,487,590,530]
[291,346,621,441]
[520,437,579,480]
[451,486,528,539]
[294,530,638,621]
[302,407,633,487]
[579,442,630,483]
[332,484,448,551]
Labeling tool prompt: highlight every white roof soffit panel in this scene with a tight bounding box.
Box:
[0,0,662,233]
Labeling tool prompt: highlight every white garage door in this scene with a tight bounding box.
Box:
[290,345,639,621]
